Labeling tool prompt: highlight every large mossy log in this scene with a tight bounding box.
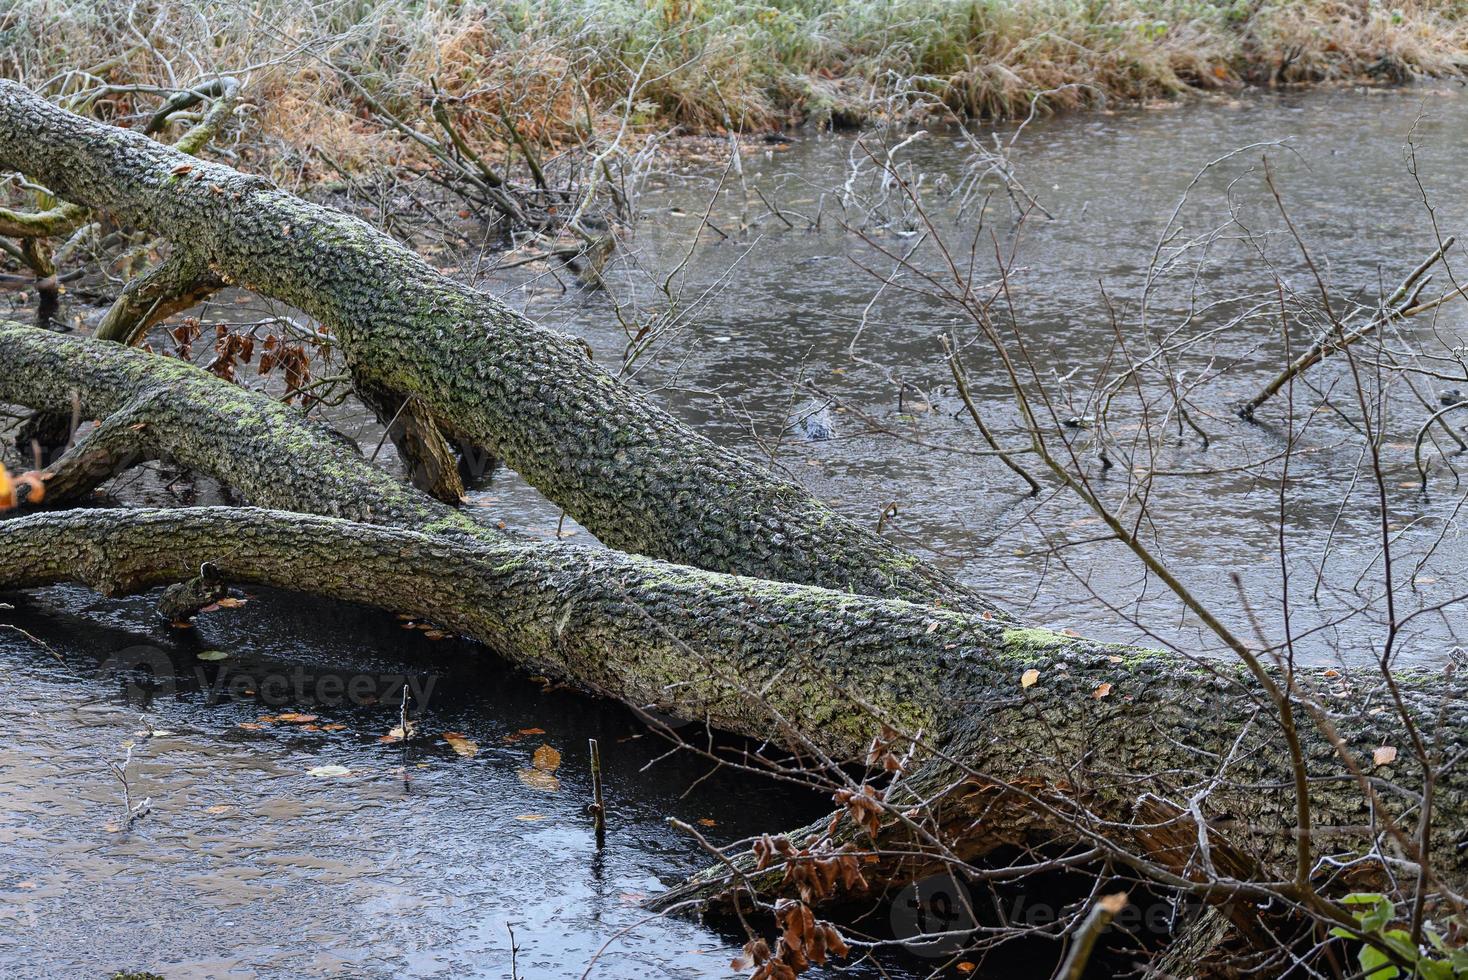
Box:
[1,502,1464,908]
[2,501,1456,886]
[0,80,988,611]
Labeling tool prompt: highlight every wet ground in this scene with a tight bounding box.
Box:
[3,84,1468,977]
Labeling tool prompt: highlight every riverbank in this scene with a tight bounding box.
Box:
[3,0,1467,185]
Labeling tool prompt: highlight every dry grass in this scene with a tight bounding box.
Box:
[1,0,1466,182]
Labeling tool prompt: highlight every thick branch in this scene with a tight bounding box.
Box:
[0,321,491,540]
[93,249,225,345]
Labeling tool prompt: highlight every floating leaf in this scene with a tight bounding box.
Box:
[214,596,248,609]
[517,768,561,792]
[1021,669,1040,689]
[205,805,232,815]
[443,732,480,758]
[1093,682,1113,699]
[518,743,563,791]
[515,813,546,821]
[237,722,263,731]
[278,713,319,724]
[196,650,229,661]
[307,764,351,777]
[1374,745,1398,766]
[698,818,717,827]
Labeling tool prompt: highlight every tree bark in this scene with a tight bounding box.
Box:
[0,80,990,611]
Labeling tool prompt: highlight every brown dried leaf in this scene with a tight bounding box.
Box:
[516,768,561,792]
[443,732,480,758]
[1021,668,1040,689]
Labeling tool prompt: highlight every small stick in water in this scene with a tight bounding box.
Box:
[588,737,606,847]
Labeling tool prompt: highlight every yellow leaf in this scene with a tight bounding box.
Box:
[0,465,13,510]
[515,813,546,821]
[1374,745,1398,766]
[1021,668,1040,689]
[1093,682,1113,699]
[532,744,562,772]
[957,965,976,974]
[517,768,561,792]
[205,804,232,815]
[443,732,480,758]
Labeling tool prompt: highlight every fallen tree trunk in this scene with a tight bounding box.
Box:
[0,79,989,611]
[2,503,1464,912]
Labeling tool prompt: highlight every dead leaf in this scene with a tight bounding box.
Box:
[321,724,347,732]
[517,768,561,792]
[237,722,263,731]
[1093,682,1113,699]
[698,818,717,827]
[515,813,546,821]
[532,744,562,771]
[214,596,248,608]
[277,713,319,723]
[1021,668,1040,689]
[307,764,351,777]
[170,162,193,175]
[205,805,232,815]
[1374,745,1398,766]
[443,732,480,758]
[957,965,976,974]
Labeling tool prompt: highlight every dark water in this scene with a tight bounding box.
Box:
[4,85,1468,977]
[508,84,1468,668]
